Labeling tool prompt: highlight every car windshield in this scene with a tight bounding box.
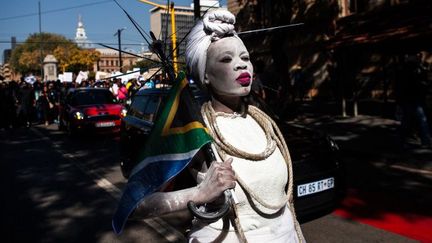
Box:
[70,90,116,106]
[130,94,162,122]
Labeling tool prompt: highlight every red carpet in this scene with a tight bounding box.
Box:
[334,189,432,243]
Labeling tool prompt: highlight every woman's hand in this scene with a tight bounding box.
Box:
[196,157,236,204]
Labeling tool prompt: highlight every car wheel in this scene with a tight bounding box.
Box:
[58,119,66,131]
[120,159,130,179]
[67,122,76,137]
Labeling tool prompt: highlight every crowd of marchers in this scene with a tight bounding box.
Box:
[0,76,158,130]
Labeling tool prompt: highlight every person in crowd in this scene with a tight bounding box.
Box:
[127,9,305,242]
[0,82,8,129]
[59,81,70,104]
[71,81,79,89]
[6,81,19,128]
[46,84,58,124]
[126,79,134,90]
[17,81,35,127]
[395,53,432,148]
[126,79,140,97]
[80,80,89,87]
[36,87,50,126]
[117,82,128,104]
[88,79,95,87]
[110,79,119,97]
[33,79,42,102]
[143,78,155,89]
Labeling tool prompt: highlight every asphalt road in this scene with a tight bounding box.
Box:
[0,124,420,243]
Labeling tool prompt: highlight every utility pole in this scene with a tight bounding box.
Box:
[39,1,43,80]
[114,28,126,73]
[193,0,200,21]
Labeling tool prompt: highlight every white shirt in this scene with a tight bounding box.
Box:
[188,112,303,243]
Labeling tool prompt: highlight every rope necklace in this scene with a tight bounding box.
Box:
[204,103,277,161]
[201,101,304,242]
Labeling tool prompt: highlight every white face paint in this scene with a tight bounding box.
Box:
[205,36,254,97]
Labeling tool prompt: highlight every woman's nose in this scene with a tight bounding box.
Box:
[234,61,247,70]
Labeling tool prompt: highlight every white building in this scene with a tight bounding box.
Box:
[75,15,93,49]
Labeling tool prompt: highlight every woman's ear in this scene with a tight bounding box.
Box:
[203,73,210,85]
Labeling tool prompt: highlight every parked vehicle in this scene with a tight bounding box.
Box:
[119,85,344,222]
[59,88,127,135]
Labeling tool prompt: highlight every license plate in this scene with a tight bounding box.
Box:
[95,121,115,127]
[297,177,334,197]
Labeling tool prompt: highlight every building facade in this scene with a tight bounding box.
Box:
[149,1,221,58]
[0,63,11,81]
[94,48,138,73]
[1,37,19,81]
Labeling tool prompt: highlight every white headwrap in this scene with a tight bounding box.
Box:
[185,9,240,84]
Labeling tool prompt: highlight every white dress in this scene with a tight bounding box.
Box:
[188,113,304,243]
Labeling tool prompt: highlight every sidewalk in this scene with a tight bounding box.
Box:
[290,114,432,172]
[288,109,432,242]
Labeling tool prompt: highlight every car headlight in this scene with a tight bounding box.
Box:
[327,137,339,151]
[74,111,84,120]
[121,108,128,117]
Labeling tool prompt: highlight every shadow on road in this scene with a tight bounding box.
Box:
[288,100,432,241]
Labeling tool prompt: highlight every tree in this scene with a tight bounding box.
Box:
[10,32,74,76]
[10,32,100,76]
[68,48,100,74]
[53,43,78,73]
[55,46,100,73]
[133,59,156,72]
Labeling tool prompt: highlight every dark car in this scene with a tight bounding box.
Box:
[59,87,127,135]
[119,86,344,222]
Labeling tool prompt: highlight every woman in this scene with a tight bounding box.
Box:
[117,82,128,104]
[36,87,50,126]
[131,10,305,242]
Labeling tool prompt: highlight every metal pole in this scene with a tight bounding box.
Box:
[115,28,125,73]
[169,2,178,74]
[193,0,200,20]
[118,29,122,73]
[39,1,43,80]
[136,0,177,74]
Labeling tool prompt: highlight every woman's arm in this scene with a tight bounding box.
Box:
[132,157,236,219]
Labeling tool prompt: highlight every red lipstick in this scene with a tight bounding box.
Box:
[236,72,251,86]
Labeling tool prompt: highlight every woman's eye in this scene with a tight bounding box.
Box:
[241,56,250,61]
[220,57,232,63]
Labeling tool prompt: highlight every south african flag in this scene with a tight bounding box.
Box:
[112,72,212,234]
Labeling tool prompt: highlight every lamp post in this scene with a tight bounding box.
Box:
[114,28,126,73]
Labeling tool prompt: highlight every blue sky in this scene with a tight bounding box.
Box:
[0,0,226,63]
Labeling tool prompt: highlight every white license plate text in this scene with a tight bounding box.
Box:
[297,177,334,197]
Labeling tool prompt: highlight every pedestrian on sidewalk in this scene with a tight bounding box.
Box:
[17,81,35,127]
[395,53,432,148]
[36,89,50,126]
